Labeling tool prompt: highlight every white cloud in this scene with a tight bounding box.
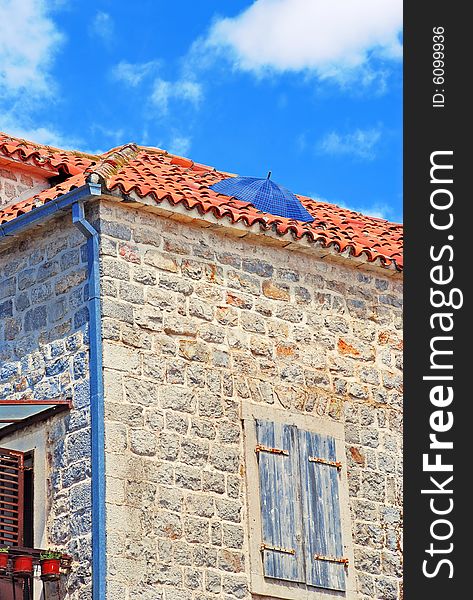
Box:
[151,79,172,113]
[0,1,73,148]
[310,192,398,221]
[0,0,63,97]
[173,80,202,105]
[317,128,382,160]
[111,60,203,114]
[168,134,192,156]
[345,202,393,220]
[89,123,126,146]
[89,11,115,45]
[110,62,201,152]
[151,77,202,114]
[0,109,80,148]
[12,126,70,148]
[349,201,400,221]
[112,60,161,87]
[201,0,402,83]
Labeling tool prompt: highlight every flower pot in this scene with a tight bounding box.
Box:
[0,552,9,572]
[40,558,61,580]
[12,555,33,577]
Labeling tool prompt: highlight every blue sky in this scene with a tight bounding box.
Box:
[0,0,402,222]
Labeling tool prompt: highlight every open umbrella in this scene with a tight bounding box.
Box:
[210,172,314,223]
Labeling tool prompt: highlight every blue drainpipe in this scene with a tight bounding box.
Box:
[71,199,106,600]
[0,183,106,599]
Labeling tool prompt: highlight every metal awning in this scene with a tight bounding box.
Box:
[0,400,71,439]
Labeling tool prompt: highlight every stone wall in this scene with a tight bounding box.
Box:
[0,213,92,599]
[98,200,403,600]
[0,166,48,207]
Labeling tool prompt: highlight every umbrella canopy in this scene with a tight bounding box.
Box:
[210,173,314,223]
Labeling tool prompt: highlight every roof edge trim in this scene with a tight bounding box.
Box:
[102,189,402,275]
[0,182,101,239]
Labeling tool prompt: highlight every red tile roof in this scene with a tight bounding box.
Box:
[0,132,96,175]
[0,132,403,271]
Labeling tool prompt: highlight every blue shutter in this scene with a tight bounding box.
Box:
[298,430,346,591]
[255,420,305,582]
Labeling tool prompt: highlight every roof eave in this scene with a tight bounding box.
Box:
[0,183,101,241]
[99,187,403,277]
[0,154,59,178]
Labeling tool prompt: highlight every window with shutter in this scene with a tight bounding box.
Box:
[299,430,346,591]
[256,420,305,583]
[0,447,25,547]
[245,405,353,599]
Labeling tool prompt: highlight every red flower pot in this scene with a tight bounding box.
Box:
[40,558,61,580]
[0,552,9,572]
[12,555,33,576]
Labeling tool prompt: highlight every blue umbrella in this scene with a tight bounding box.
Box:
[210,172,314,223]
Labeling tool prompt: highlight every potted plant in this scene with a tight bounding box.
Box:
[39,550,63,581]
[0,547,9,573]
[12,554,34,577]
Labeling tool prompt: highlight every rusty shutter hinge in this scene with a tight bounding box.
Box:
[255,444,288,456]
[308,456,342,470]
[314,553,349,566]
[261,543,295,555]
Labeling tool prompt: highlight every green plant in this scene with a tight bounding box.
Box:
[40,550,62,560]
[0,547,9,553]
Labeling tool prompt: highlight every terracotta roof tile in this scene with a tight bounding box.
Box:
[0,173,88,225]
[0,133,403,270]
[0,132,97,175]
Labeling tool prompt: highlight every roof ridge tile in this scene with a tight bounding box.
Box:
[88,144,140,186]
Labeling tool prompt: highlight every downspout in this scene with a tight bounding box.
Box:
[0,185,99,238]
[71,198,106,600]
[0,183,106,597]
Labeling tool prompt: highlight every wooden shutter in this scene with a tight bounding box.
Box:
[0,447,25,546]
[0,579,25,599]
[255,420,305,583]
[298,430,346,591]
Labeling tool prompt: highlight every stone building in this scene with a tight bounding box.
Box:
[0,132,403,600]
